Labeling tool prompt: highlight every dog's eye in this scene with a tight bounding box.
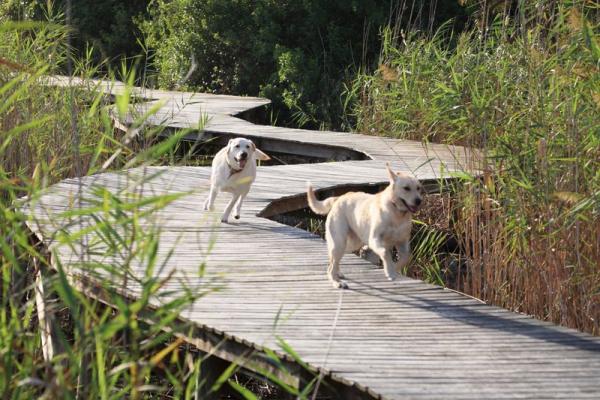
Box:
[235,144,240,148]
[404,186,411,191]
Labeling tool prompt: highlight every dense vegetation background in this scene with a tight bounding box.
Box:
[3,0,469,130]
[1,0,148,67]
[1,0,599,397]
[139,0,468,130]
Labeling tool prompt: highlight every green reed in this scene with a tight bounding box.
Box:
[346,1,600,335]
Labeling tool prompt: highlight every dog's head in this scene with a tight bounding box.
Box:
[226,138,270,170]
[386,164,424,213]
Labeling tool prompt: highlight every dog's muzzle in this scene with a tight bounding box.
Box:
[234,152,248,169]
[401,198,421,213]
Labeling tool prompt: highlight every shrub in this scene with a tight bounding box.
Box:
[139,0,466,130]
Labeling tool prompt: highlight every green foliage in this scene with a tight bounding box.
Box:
[1,0,148,71]
[140,0,467,130]
[0,22,85,182]
[0,0,39,22]
[58,0,149,66]
[3,0,470,129]
[347,1,600,334]
[0,16,217,398]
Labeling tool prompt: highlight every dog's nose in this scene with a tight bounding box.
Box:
[415,198,422,206]
[240,152,248,160]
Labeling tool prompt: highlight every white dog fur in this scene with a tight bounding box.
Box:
[204,138,270,222]
[307,164,424,288]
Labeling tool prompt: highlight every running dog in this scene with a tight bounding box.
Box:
[307,164,423,288]
[204,138,270,222]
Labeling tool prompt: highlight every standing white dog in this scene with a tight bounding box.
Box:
[307,164,424,288]
[204,138,270,222]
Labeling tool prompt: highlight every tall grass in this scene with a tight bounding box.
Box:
[347,1,600,335]
[1,18,207,398]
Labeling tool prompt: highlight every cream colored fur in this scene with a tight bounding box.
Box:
[307,164,424,288]
[204,138,270,222]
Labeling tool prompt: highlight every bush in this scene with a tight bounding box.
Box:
[2,0,148,70]
[139,0,466,130]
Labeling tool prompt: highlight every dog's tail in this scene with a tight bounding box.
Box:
[307,182,338,215]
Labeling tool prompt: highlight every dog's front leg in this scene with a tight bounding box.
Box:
[233,192,248,220]
[395,241,410,273]
[203,185,218,211]
[369,236,397,281]
[221,193,240,223]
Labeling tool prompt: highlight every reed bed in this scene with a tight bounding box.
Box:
[347,1,600,335]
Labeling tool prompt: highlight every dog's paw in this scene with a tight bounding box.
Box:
[385,271,398,281]
[220,218,229,223]
[332,281,349,289]
[234,215,240,220]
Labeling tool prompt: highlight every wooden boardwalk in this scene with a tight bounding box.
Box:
[26,78,600,399]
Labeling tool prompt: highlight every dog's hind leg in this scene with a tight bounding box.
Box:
[338,231,362,280]
[327,254,347,289]
[326,218,349,289]
[221,193,240,223]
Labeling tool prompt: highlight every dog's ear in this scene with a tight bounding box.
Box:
[255,148,271,161]
[386,162,396,183]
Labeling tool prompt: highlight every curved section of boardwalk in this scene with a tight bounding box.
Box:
[27,79,600,399]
